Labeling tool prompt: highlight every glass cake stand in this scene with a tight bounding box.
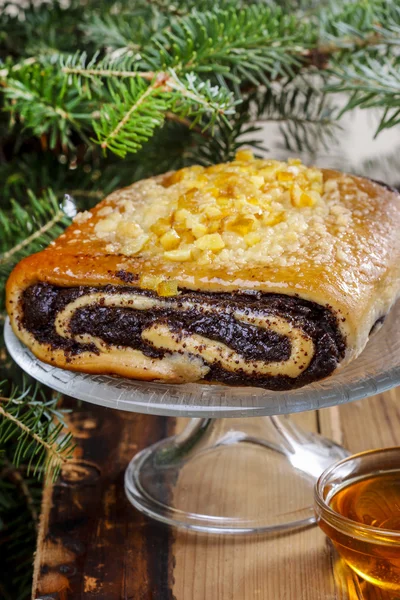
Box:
[4,304,400,534]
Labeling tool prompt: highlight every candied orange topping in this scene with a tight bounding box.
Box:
[72,151,354,293]
[116,151,324,263]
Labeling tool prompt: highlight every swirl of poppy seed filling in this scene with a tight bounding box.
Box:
[21,283,346,390]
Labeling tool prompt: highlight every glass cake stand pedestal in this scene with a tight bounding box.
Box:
[4,304,400,534]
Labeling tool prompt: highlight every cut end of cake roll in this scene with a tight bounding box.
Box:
[16,282,346,390]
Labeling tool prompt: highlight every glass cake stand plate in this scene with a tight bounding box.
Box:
[4,305,400,534]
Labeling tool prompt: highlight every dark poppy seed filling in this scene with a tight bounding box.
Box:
[21,282,347,390]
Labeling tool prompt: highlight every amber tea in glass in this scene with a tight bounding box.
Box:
[315,448,400,592]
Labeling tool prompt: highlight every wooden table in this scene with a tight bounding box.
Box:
[32,387,400,600]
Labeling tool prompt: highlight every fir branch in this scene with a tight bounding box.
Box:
[63,64,155,81]
[0,189,71,313]
[0,189,71,268]
[317,0,400,52]
[327,54,400,135]
[93,72,235,157]
[167,70,236,124]
[82,14,144,51]
[62,4,315,88]
[0,207,65,267]
[60,0,400,92]
[173,98,266,166]
[0,403,67,469]
[2,63,94,148]
[61,51,154,84]
[0,0,89,60]
[0,380,75,481]
[81,8,170,53]
[0,56,37,80]
[255,78,340,152]
[94,76,168,156]
[140,5,315,83]
[25,0,400,160]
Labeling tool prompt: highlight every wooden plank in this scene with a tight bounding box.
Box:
[33,387,400,600]
[33,398,175,600]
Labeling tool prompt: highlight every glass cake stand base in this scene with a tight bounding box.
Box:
[5,312,400,535]
[125,415,348,534]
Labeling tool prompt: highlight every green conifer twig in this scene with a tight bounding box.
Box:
[0,403,71,472]
[0,209,66,266]
[99,76,165,151]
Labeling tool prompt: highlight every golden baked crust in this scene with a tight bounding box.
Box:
[6,153,400,389]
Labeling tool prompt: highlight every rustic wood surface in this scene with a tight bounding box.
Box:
[32,387,400,600]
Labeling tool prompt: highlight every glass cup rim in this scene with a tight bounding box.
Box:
[315,446,400,543]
